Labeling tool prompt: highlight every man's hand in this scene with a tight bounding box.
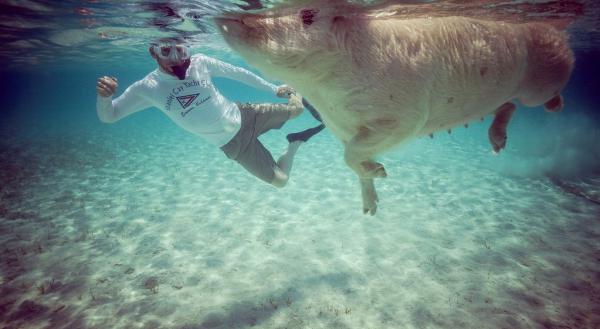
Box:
[97,76,118,97]
[276,84,295,99]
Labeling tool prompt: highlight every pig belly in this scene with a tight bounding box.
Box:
[422,92,514,135]
[418,62,524,135]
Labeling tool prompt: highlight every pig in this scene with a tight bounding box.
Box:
[215,2,574,215]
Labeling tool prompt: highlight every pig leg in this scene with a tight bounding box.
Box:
[488,102,517,153]
[344,127,388,179]
[360,178,378,215]
[344,126,393,215]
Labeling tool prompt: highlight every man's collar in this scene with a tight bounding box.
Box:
[156,67,179,80]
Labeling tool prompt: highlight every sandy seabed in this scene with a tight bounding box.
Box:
[0,116,599,329]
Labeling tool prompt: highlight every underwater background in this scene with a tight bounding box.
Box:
[0,1,599,328]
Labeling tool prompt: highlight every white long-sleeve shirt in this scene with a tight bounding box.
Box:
[97,54,278,146]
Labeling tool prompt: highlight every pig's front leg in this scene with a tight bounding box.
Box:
[344,126,390,215]
[344,126,388,179]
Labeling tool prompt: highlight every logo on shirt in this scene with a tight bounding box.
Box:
[164,79,213,113]
[176,93,200,109]
[181,95,211,117]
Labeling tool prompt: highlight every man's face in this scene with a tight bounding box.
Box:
[150,43,191,80]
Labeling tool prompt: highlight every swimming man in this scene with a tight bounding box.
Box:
[96,39,324,187]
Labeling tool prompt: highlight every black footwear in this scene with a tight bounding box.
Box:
[286,124,325,143]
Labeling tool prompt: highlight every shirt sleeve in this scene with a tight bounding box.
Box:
[201,55,278,94]
[96,80,151,123]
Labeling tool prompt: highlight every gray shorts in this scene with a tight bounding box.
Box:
[220,103,292,183]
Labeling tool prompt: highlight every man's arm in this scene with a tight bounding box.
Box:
[200,55,278,94]
[96,77,150,123]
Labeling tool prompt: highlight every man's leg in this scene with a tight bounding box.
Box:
[266,95,321,187]
[271,125,324,187]
[226,136,299,188]
[270,141,302,188]
[260,94,303,188]
[271,96,326,186]
[231,94,303,188]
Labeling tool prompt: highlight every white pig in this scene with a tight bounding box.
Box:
[215,2,574,215]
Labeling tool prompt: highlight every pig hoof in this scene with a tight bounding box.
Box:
[362,194,378,215]
[544,94,563,112]
[490,134,507,153]
[363,205,377,215]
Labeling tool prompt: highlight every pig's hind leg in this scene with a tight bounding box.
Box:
[488,102,517,153]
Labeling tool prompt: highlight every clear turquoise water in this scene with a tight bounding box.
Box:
[1,1,599,329]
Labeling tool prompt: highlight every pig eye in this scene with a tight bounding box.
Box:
[300,9,318,26]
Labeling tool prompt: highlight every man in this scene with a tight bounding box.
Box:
[96,39,324,187]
